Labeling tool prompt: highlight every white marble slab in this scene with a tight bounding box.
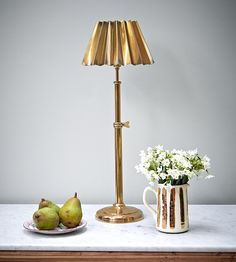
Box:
[0,204,235,252]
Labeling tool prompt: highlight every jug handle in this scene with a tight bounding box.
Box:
[143,186,157,218]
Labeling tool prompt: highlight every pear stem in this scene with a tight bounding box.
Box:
[41,198,45,202]
[74,192,77,198]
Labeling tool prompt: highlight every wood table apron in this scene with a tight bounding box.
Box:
[0,251,236,262]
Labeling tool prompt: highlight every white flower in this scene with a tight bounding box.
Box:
[142,166,149,175]
[202,155,211,170]
[149,170,156,176]
[185,170,195,179]
[162,159,170,167]
[203,155,210,162]
[160,173,167,180]
[159,152,166,160]
[168,169,179,179]
[135,165,140,173]
[172,154,191,169]
[155,145,163,151]
[205,174,214,179]
[172,154,182,162]
[153,173,160,180]
[139,150,145,157]
[182,159,192,169]
[172,149,177,154]
[172,149,186,156]
[144,162,150,169]
[188,148,198,156]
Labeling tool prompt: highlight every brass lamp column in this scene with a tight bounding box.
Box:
[82,20,154,223]
[114,65,124,206]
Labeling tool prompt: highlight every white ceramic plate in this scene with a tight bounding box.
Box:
[23,219,87,235]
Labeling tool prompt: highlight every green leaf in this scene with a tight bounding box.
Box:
[182,175,189,185]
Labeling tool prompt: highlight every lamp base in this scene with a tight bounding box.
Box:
[95,204,144,223]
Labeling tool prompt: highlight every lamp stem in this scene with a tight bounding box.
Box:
[114,65,124,205]
[95,65,144,223]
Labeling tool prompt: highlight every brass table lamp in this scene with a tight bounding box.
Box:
[82,20,154,223]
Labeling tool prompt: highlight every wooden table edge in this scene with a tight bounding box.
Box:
[0,251,236,262]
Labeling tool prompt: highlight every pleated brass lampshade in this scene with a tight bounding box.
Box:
[82,20,154,66]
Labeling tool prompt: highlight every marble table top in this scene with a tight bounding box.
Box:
[0,204,235,252]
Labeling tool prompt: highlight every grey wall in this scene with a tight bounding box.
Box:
[0,0,236,205]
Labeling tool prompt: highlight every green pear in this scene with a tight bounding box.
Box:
[38,198,60,214]
[59,192,82,228]
[33,207,59,230]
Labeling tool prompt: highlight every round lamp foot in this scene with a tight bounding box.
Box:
[96,204,144,223]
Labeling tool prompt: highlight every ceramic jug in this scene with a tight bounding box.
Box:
[143,184,189,233]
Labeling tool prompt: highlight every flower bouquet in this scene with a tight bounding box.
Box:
[136,145,213,186]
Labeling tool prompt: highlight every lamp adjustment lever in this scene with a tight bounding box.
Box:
[113,121,130,129]
[122,121,130,128]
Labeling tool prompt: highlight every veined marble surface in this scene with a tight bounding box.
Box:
[0,204,235,252]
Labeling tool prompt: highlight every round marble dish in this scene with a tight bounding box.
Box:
[23,219,87,235]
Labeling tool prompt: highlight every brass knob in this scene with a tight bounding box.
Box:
[122,121,130,128]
